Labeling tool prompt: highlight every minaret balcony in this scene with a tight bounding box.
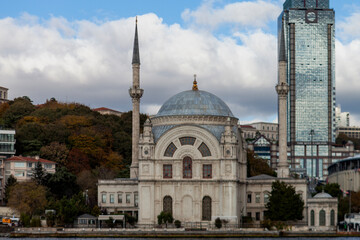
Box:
[129,87,144,99]
[276,83,289,96]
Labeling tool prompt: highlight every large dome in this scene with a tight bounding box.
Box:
[156,90,234,117]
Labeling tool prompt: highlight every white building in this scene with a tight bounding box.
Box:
[97,19,338,230]
[335,106,350,128]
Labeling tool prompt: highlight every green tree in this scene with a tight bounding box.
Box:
[4,175,17,204]
[265,181,304,221]
[32,162,49,186]
[315,183,342,199]
[8,181,47,216]
[47,167,80,199]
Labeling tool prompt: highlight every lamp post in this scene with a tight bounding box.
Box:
[309,129,315,178]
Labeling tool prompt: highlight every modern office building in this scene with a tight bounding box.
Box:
[279,0,335,179]
[336,126,360,139]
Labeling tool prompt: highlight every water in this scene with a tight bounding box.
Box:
[0,238,358,240]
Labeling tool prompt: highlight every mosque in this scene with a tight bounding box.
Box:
[97,20,338,230]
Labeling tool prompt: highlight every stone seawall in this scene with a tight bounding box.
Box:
[10,227,345,238]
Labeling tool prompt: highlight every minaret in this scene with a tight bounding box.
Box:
[276,21,290,178]
[129,17,143,178]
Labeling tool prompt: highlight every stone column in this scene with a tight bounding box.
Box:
[276,60,290,178]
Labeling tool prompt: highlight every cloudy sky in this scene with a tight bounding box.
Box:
[0,0,360,125]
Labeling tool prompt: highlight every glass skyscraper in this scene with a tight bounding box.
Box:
[279,0,335,179]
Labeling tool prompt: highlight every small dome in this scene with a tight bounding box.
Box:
[156,90,234,117]
[313,191,333,198]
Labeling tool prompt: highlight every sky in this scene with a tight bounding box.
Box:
[0,0,360,125]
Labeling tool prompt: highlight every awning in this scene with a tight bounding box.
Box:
[98,215,125,221]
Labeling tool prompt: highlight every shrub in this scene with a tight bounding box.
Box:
[30,216,41,227]
[174,220,181,228]
[20,213,31,227]
[157,211,174,227]
[215,217,222,229]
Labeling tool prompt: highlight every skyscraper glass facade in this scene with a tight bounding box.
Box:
[279,0,335,179]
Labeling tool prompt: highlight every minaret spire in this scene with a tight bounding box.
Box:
[276,17,290,178]
[129,17,144,179]
[132,17,140,65]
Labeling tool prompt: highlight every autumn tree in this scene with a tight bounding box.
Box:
[265,181,304,221]
[40,142,69,166]
[8,181,47,216]
[4,175,17,204]
[247,150,276,177]
[2,96,35,128]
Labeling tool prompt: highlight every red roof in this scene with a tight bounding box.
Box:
[6,156,56,164]
[93,107,122,113]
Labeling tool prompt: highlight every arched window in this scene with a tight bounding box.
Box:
[202,196,212,221]
[183,157,192,178]
[310,210,315,226]
[330,209,335,226]
[163,196,173,215]
[319,210,326,226]
[198,142,211,157]
[164,142,177,157]
[179,137,196,145]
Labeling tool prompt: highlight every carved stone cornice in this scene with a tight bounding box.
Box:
[151,115,238,126]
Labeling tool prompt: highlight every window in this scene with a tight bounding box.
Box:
[310,210,315,226]
[14,171,24,177]
[163,164,172,178]
[183,157,192,178]
[255,193,260,203]
[126,193,131,204]
[28,163,33,168]
[14,162,26,168]
[163,196,172,215]
[319,210,326,226]
[134,193,138,207]
[118,193,122,203]
[247,212,252,218]
[330,210,335,226]
[102,193,106,203]
[44,164,52,169]
[202,196,212,221]
[264,193,269,204]
[110,194,114,203]
[247,193,252,203]
[179,137,196,145]
[256,212,260,221]
[203,164,212,178]
[198,142,211,157]
[164,142,177,157]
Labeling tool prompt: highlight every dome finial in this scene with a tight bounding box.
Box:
[192,74,198,91]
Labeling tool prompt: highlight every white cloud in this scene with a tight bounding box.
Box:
[338,12,360,40]
[0,12,278,122]
[182,0,281,30]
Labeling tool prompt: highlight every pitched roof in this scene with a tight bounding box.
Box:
[6,156,56,164]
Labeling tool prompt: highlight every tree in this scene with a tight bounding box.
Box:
[46,167,80,199]
[8,181,47,216]
[40,142,69,166]
[315,183,342,199]
[2,96,35,128]
[265,181,304,221]
[4,175,17,204]
[247,150,276,177]
[32,162,49,186]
